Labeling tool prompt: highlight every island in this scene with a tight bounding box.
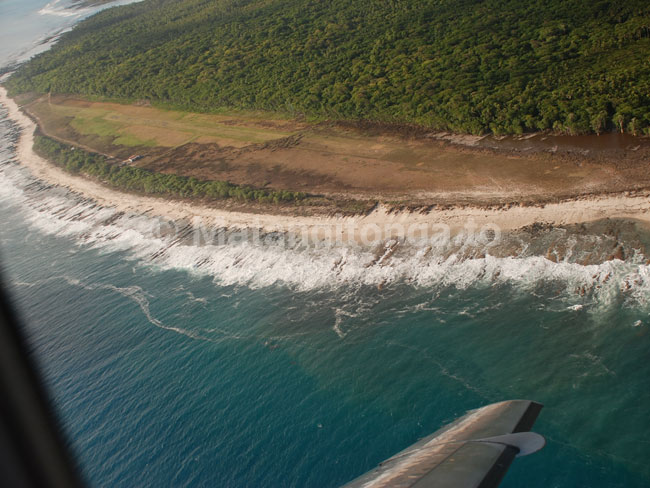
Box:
[2,0,650,237]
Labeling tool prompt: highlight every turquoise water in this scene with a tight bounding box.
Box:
[2,200,650,487]
[1,2,650,487]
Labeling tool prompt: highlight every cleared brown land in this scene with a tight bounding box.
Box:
[24,94,650,206]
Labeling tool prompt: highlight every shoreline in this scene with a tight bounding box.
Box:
[23,92,650,207]
[3,86,650,244]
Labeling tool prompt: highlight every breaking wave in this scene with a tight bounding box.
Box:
[1,107,649,312]
[1,163,649,307]
[38,0,86,18]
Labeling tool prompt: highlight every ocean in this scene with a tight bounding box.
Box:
[1,1,650,486]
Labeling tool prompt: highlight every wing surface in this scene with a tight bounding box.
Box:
[342,400,544,488]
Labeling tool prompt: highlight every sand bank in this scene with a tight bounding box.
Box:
[2,86,650,245]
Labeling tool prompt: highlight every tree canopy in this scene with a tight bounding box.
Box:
[7,0,650,135]
[34,134,307,203]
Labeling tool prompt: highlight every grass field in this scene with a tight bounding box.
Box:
[30,96,301,148]
[23,95,650,204]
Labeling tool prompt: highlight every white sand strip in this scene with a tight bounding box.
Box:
[2,86,650,244]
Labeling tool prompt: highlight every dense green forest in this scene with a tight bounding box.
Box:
[8,0,650,135]
[34,135,306,203]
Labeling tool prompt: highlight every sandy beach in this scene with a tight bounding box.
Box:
[2,86,650,245]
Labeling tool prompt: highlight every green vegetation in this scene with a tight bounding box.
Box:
[35,98,295,148]
[34,134,307,203]
[8,0,650,135]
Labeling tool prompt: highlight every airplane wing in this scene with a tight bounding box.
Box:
[342,400,544,488]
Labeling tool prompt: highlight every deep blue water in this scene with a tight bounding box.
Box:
[1,2,650,487]
[2,202,650,488]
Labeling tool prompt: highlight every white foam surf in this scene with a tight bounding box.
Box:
[1,96,649,313]
[38,0,86,18]
[2,153,650,318]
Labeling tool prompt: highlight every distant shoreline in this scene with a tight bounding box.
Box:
[3,86,650,245]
